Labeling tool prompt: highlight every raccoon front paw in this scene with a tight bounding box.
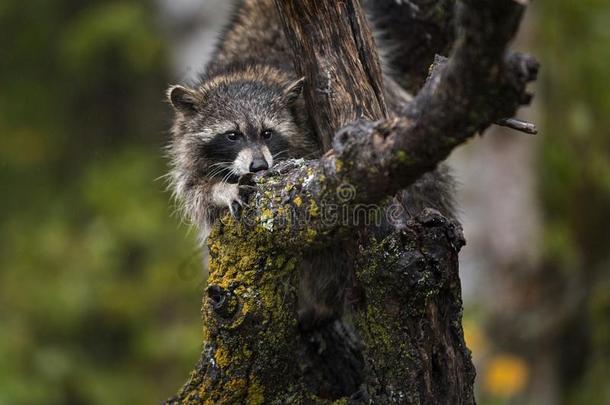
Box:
[211,183,242,218]
[237,174,256,200]
[211,181,255,219]
[228,197,243,218]
[231,180,257,219]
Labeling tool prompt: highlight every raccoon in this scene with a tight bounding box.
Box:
[166,0,454,330]
[167,63,318,240]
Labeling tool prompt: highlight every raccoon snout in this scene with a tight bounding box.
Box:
[250,158,269,172]
[234,146,273,175]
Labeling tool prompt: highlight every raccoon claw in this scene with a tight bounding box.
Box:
[238,173,256,187]
[229,199,243,219]
[238,184,256,202]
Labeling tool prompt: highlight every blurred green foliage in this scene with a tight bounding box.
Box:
[0,1,203,403]
[468,1,610,404]
[538,0,610,272]
[537,0,610,403]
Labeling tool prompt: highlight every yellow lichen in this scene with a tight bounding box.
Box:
[260,208,274,220]
[305,228,318,244]
[246,378,265,405]
[308,200,319,218]
[222,378,247,398]
[335,159,344,172]
[259,208,275,230]
[214,346,231,368]
[293,195,303,207]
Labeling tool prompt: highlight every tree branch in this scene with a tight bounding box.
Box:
[496,117,538,134]
[236,0,538,250]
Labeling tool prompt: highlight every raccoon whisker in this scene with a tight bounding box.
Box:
[299,150,322,160]
[206,162,235,178]
[208,165,230,175]
[275,149,320,162]
[222,168,243,185]
[154,172,173,183]
[207,171,225,180]
[272,149,290,160]
[220,170,235,184]
[208,161,233,168]
[208,167,232,180]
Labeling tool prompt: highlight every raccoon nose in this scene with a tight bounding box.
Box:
[249,158,269,173]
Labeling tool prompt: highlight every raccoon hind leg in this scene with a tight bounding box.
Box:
[297,242,354,330]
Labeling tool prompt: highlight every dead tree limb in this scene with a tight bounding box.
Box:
[168,0,537,403]
[228,0,538,249]
[275,0,388,150]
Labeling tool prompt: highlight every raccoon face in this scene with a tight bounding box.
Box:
[167,75,305,184]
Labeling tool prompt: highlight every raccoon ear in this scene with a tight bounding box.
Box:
[282,77,305,105]
[167,85,201,114]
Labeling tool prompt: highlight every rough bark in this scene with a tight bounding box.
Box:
[275,0,388,150]
[168,0,537,403]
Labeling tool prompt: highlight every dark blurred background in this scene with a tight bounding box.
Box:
[0,0,608,404]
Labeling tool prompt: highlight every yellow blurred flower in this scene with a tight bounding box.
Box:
[483,354,529,397]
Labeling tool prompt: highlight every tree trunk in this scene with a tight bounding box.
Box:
[167,0,537,403]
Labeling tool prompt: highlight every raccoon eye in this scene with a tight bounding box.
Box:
[261,129,273,140]
[225,132,239,142]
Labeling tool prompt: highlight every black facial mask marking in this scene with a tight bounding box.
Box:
[265,131,292,161]
[199,133,242,183]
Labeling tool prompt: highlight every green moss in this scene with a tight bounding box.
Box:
[395,150,414,164]
[364,304,393,349]
[176,215,304,403]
